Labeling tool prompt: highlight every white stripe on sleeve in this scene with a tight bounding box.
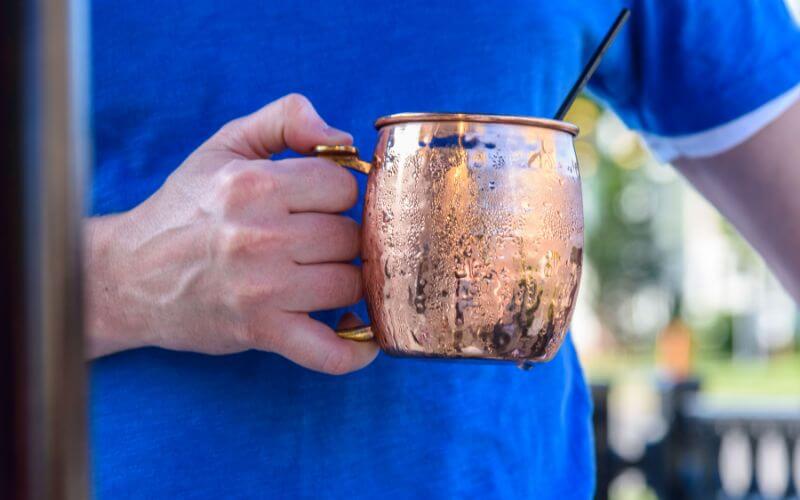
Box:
[641,82,800,163]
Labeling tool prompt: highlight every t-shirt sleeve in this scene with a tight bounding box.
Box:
[589,0,800,162]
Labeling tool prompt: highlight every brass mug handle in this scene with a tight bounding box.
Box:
[313,145,374,342]
[313,144,372,174]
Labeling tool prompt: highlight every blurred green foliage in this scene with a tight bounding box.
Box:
[567,97,678,346]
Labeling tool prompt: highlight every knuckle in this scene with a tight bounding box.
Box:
[230,283,275,309]
[250,168,279,197]
[215,162,279,213]
[219,225,248,257]
[217,158,246,178]
[218,161,277,194]
[216,161,252,200]
[281,93,312,116]
[219,225,282,259]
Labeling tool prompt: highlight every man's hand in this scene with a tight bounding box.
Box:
[85,94,379,374]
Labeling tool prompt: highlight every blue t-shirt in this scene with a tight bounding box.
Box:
[89,1,800,498]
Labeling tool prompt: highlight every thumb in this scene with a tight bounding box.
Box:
[204,93,353,159]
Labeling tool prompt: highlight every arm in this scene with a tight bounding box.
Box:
[84,94,378,374]
[674,99,800,302]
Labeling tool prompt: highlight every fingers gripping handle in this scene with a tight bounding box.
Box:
[313,145,372,174]
[313,145,374,342]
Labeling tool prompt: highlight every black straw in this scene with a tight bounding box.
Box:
[553,8,630,121]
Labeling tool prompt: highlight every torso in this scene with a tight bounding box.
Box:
[90,1,619,496]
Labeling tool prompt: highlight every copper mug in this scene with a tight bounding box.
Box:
[314,113,583,367]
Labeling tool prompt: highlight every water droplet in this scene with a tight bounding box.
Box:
[384,258,393,278]
[517,361,535,371]
[415,294,426,313]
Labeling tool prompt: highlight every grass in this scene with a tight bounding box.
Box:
[584,351,800,398]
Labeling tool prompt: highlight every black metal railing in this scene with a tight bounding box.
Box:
[593,380,800,499]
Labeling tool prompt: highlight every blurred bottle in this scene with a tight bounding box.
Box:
[656,299,693,380]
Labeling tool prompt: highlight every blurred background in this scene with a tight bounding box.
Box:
[565,96,800,499]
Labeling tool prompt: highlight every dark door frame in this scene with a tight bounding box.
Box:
[2,0,89,498]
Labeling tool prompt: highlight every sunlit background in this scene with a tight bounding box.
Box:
[564,95,800,499]
[567,95,799,382]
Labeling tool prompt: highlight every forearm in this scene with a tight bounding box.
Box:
[674,100,800,303]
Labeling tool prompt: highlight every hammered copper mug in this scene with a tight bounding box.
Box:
[314,113,583,366]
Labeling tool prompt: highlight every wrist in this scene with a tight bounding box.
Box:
[84,212,149,358]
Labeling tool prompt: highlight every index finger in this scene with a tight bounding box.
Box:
[203,94,353,159]
[269,157,360,213]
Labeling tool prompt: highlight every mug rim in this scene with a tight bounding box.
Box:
[374,112,579,136]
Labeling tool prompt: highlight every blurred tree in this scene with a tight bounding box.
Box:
[567,98,675,347]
